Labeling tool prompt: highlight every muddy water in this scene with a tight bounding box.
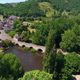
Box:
[5,46,43,72]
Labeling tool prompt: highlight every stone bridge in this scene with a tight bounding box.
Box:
[0,30,45,53]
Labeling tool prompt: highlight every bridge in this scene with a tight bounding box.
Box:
[0,30,69,54]
[0,30,46,53]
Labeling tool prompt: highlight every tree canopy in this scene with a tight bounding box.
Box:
[60,25,80,52]
[0,53,24,80]
[19,70,53,80]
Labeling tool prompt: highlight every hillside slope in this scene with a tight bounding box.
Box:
[0,0,80,17]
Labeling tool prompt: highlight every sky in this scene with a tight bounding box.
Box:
[0,0,25,4]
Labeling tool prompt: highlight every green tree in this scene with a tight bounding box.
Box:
[20,31,30,42]
[60,25,80,52]
[64,53,80,74]
[13,20,22,29]
[18,70,53,80]
[45,29,56,53]
[0,53,24,80]
[32,23,50,45]
[8,30,16,38]
[13,20,22,34]
[43,29,56,73]
[53,52,64,80]
[1,40,14,48]
[61,53,80,80]
[43,28,65,80]
[50,18,75,48]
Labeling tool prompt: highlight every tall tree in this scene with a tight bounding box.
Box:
[43,29,64,80]
[53,52,64,80]
[43,29,56,72]
[60,25,80,52]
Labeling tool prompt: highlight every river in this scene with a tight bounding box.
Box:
[5,46,43,72]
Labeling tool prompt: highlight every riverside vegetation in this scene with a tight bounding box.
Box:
[0,0,80,80]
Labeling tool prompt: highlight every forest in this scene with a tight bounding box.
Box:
[0,0,80,17]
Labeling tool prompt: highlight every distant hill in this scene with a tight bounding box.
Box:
[50,0,80,14]
[0,0,80,17]
[0,3,13,16]
[0,1,45,17]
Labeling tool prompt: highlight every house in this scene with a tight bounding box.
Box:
[0,15,19,31]
[2,15,18,31]
[23,21,32,27]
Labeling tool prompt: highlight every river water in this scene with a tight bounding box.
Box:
[4,46,43,72]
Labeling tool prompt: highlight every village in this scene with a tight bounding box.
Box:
[0,15,18,30]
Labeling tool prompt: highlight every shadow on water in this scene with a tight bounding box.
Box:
[5,46,43,72]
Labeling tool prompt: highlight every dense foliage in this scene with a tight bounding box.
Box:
[0,0,45,17]
[0,53,24,80]
[64,53,80,74]
[13,20,31,42]
[60,25,80,52]
[60,53,80,80]
[43,29,65,80]
[32,23,50,45]
[1,40,14,48]
[19,70,53,80]
[0,0,80,17]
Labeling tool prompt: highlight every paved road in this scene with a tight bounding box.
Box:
[0,30,46,52]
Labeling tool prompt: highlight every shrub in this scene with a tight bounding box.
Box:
[0,53,24,80]
[18,70,53,80]
[8,31,16,38]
